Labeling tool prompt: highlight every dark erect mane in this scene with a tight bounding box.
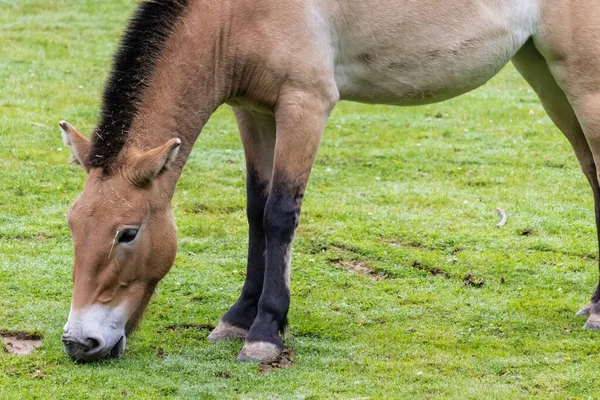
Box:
[90,0,189,168]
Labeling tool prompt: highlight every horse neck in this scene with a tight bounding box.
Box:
[126,1,233,182]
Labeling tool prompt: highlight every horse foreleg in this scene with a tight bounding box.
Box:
[512,40,600,322]
[532,2,600,327]
[514,41,600,321]
[208,109,276,341]
[237,89,337,362]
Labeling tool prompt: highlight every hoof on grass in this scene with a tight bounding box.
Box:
[584,316,600,330]
[207,321,248,342]
[237,341,282,363]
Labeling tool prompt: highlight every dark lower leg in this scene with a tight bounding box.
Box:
[243,188,299,348]
[580,182,600,313]
[576,185,600,316]
[220,168,269,330]
[589,204,600,303]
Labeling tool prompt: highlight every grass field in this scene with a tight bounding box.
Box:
[2,1,600,399]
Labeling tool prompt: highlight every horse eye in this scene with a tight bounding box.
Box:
[118,229,139,244]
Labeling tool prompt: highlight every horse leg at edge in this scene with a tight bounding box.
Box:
[512,40,600,321]
[209,109,276,341]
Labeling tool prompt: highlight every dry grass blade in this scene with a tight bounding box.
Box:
[496,208,507,228]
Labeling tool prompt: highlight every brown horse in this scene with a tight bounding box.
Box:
[60,0,600,363]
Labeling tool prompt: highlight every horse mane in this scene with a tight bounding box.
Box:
[90,0,189,169]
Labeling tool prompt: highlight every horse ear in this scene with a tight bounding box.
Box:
[59,121,91,173]
[129,138,182,186]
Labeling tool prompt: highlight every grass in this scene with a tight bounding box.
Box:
[1,1,600,398]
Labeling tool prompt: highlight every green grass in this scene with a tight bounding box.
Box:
[1,1,600,399]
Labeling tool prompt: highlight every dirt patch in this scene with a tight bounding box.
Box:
[518,227,535,236]
[411,261,450,278]
[463,273,485,288]
[1,330,42,356]
[259,348,294,374]
[215,369,232,378]
[326,243,390,280]
[164,323,215,331]
[386,239,427,250]
[410,261,486,288]
[335,260,388,281]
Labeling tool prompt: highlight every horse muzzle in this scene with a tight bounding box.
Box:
[63,304,128,361]
[62,333,126,361]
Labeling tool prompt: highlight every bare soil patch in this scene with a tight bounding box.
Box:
[518,227,535,236]
[1,330,42,356]
[164,323,216,331]
[215,369,232,378]
[259,348,294,374]
[335,260,388,281]
[463,273,485,288]
[411,261,450,278]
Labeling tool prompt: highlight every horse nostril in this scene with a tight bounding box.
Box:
[61,334,71,345]
[62,335,101,353]
[84,337,100,352]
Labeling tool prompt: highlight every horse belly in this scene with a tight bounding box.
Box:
[331,0,537,105]
[336,44,513,106]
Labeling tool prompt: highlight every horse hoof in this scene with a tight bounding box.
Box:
[576,302,595,316]
[583,317,600,330]
[577,308,591,316]
[207,321,248,342]
[237,341,282,363]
